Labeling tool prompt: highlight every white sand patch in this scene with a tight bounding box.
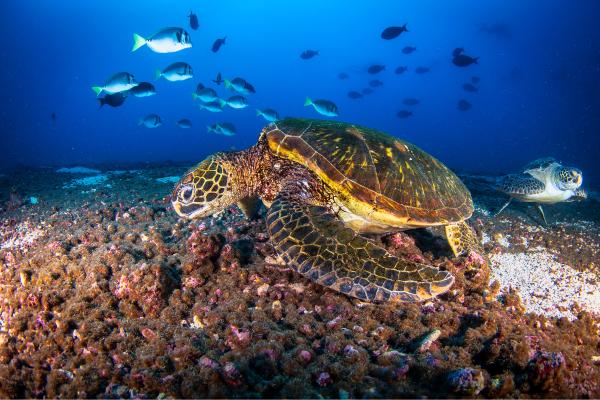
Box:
[56,166,101,174]
[156,176,181,183]
[490,250,600,320]
[63,174,108,188]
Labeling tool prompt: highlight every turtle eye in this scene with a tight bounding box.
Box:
[180,184,194,203]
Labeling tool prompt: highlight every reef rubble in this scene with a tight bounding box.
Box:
[0,165,598,398]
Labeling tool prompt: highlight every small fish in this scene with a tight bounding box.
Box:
[452,48,479,67]
[381,24,408,40]
[98,92,128,108]
[304,97,338,117]
[257,108,280,122]
[192,85,218,102]
[156,62,193,82]
[402,46,416,54]
[457,99,472,111]
[415,66,430,74]
[396,110,413,118]
[212,37,226,53]
[224,77,255,95]
[92,72,137,96]
[208,122,236,136]
[213,72,224,85]
[369,79,383,87]
[338,72,349,80]
[189,12,199,30]
[51,112,56,124]
[139,114,162,128]
[402,98,419,106]
[368,64,385,74]
[132,27,192,53]
[225,95,248,109]
[129,82,156,97]
[471,76,480,84]
[361,87,374,95]
[462,83,478,92]
[347,91,363,99]
[198,101,224,112]
[395,66,408,74]
[177,118,192,129]
[300,50,319,60]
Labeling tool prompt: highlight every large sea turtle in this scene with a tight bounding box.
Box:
[495,157,584,224]
[172,119,482,302]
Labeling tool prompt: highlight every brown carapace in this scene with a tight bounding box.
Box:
[172,118,483,302]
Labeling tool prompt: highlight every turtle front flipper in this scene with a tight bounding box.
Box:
[445,221,483,257]
[266,186,454,302]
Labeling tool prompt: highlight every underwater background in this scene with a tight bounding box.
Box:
[1,0,599,188]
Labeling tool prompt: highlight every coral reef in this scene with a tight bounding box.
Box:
[0,166,598,398]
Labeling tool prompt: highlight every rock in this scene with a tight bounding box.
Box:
[447,368,485,396]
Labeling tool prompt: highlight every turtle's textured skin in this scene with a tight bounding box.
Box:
[172,119,483,302]
[495,158,584,224]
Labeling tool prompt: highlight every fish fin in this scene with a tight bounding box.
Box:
[97,98,105,108]
[191,93,198,100]
[132,33,146,52]
[154,69,162,81]
[91,86,103,96]
[403,23,408,32]
[256,109,262,116]
[224,80,231,89]
[474,57,479,64]
[304,97,312,106]
[138,119,143,126]
[217,98,226,107]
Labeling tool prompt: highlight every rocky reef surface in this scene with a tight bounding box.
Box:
[0,165,598,398]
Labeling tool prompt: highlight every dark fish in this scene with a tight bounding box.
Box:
[462,83,478,92]
[300,50,319,59]
[177,118,192,129]
[361,88,373,95]
[415,66,430,74]
[51,112,56,124]
[457,99,472,111]
[471,76,480,84]
[380,24,408,40]
[402,46,416,54]
[213,72,223,85]
[338,72,349,80]
[129,81,156,97]
[304,97,338,117]
[212,37,226,53]
[396,110,413,118]
[98,92,127,108]
[243,81,256,94]
[395,66,408,74]
[369,79,383,87]
[347,91,363,99]
[189,11,199,30]
[452,48,479,67]
[402,98,419,106]
[367,64,385,74]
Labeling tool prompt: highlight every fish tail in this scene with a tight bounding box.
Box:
[191,93,198,100]
[154,69,162,81]
[224,80,231,89]
[403,23,409,32]
[138,119,143,126]
[97,98,105,108]
[91,86,103,96]
[217,98,227,107]
[132,33,146,52]
[304,97,312,106]
[474,57,479,64]
[256,109,262,116]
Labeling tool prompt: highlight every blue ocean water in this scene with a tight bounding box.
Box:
[1,0,598,187]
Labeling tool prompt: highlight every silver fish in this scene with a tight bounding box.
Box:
[138,114,162,128]
[304,97,338,117]
[132,27,192,53]
[225,95,248,109]
[92,72,137,96]
[156,62,193,82]
[256,108,280,122]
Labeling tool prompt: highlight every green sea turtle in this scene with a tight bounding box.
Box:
[495,157,584,224]
[171,119,482,302]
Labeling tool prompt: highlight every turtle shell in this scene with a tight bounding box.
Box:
[263,118,473,226]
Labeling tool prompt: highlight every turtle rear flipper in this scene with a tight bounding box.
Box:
[266,184,454,302]
[445,221,483,257]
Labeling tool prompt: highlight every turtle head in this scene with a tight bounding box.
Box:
[554,166,583,191]
[171,154,236,219]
